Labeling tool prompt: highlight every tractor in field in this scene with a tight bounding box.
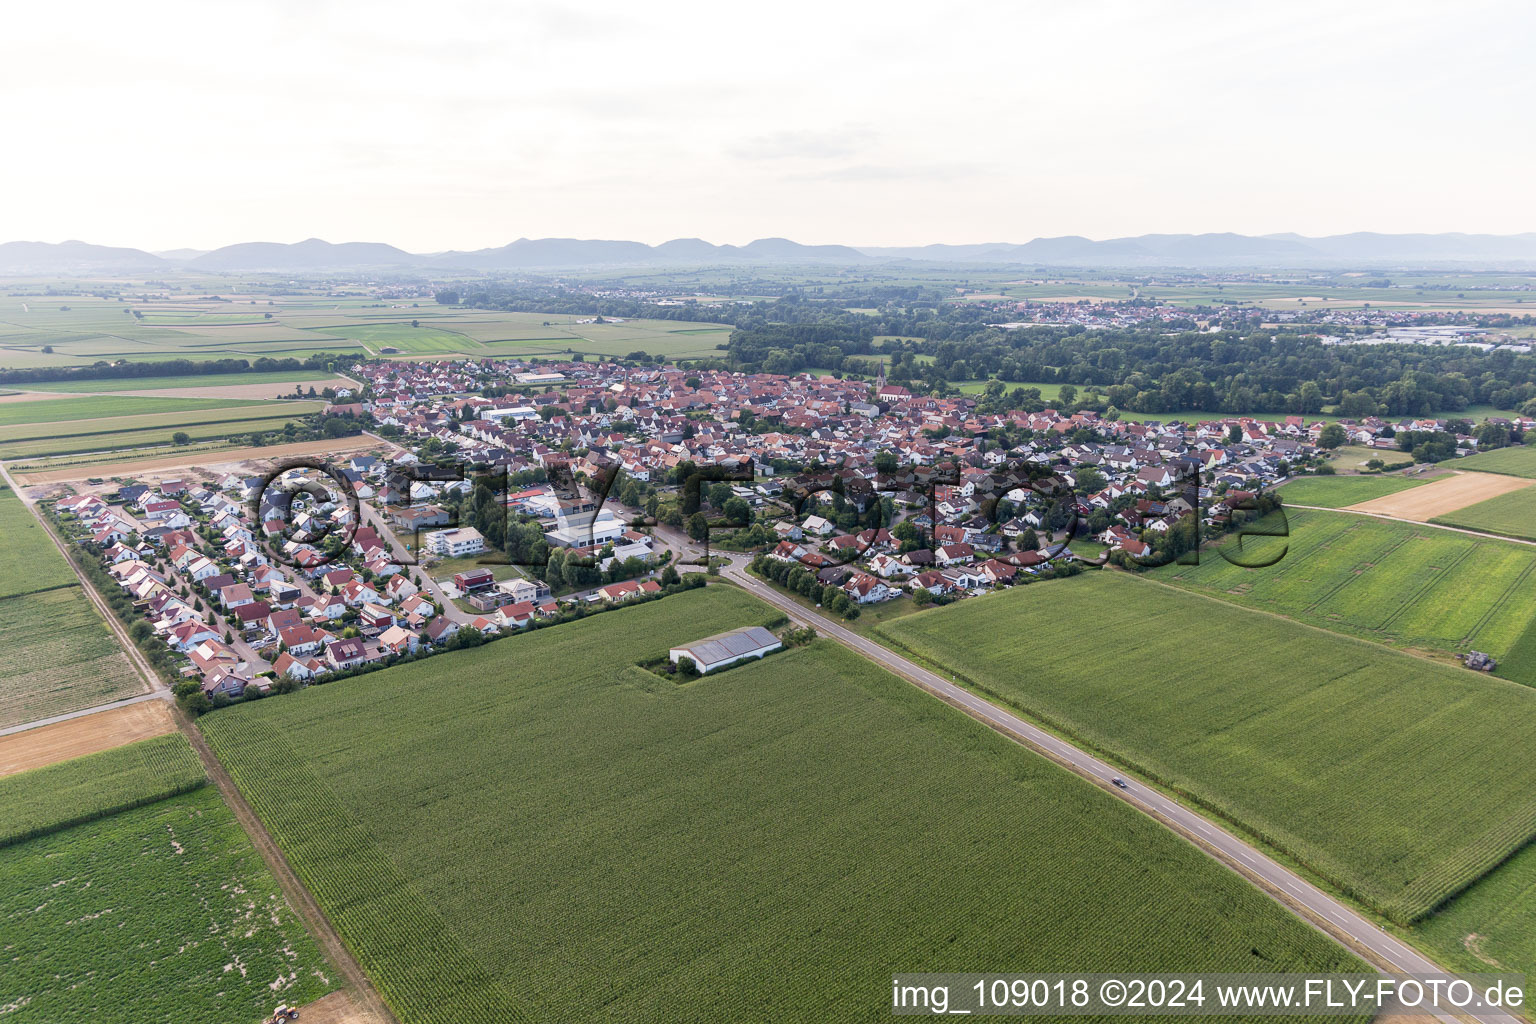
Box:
[264,1007,300,1023]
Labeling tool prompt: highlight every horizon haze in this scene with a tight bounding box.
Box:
[2,0,1531,251]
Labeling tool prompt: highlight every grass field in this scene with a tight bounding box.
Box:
[1277,475,1429,508]
[0,586,146,728]
[0,736,336,1023]
[0,485,78,598]
[18,370,349,393]
[0,394,277,428]
[199,586,1365,1023]
[1162,509,1536,660]
[877,572,1536,925]
[1431,486,1536,540]
[306,323,483,355]
[0,484,146,727]
[953,379,1067,398]
[1453,445,1536,478]
[1324,445,1399,471]
[0,400,321,447]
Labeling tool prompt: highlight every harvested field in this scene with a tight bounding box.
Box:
[297,991,388,1024]
[10,434,392,484]
[1346,471,1535,520]
[0,701,174,777]
[0,391,66,404]
[108,376,354,401]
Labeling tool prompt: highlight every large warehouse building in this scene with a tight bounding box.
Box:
[668,626,782,674]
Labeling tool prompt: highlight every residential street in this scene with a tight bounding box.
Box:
[357,497,473,624]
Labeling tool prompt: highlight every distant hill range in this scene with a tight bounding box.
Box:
[5,231,1536,274]
[858,232,1536,265]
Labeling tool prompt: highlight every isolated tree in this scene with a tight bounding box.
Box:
[172,431,192,445]
[1073,467,1107,495]
[722,497,752,525]
[1318,423,1348,450]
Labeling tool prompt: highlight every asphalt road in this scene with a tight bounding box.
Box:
[718,557,1521,1024]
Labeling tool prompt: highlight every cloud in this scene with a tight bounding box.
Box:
[727,128,878,161]
[783,161,985,184]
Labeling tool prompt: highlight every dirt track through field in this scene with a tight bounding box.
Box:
[0,701,174,776]
[1346,471,1535,520]
[294,990,388,1024]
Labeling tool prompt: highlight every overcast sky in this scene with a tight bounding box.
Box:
[3,0,1531,252]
